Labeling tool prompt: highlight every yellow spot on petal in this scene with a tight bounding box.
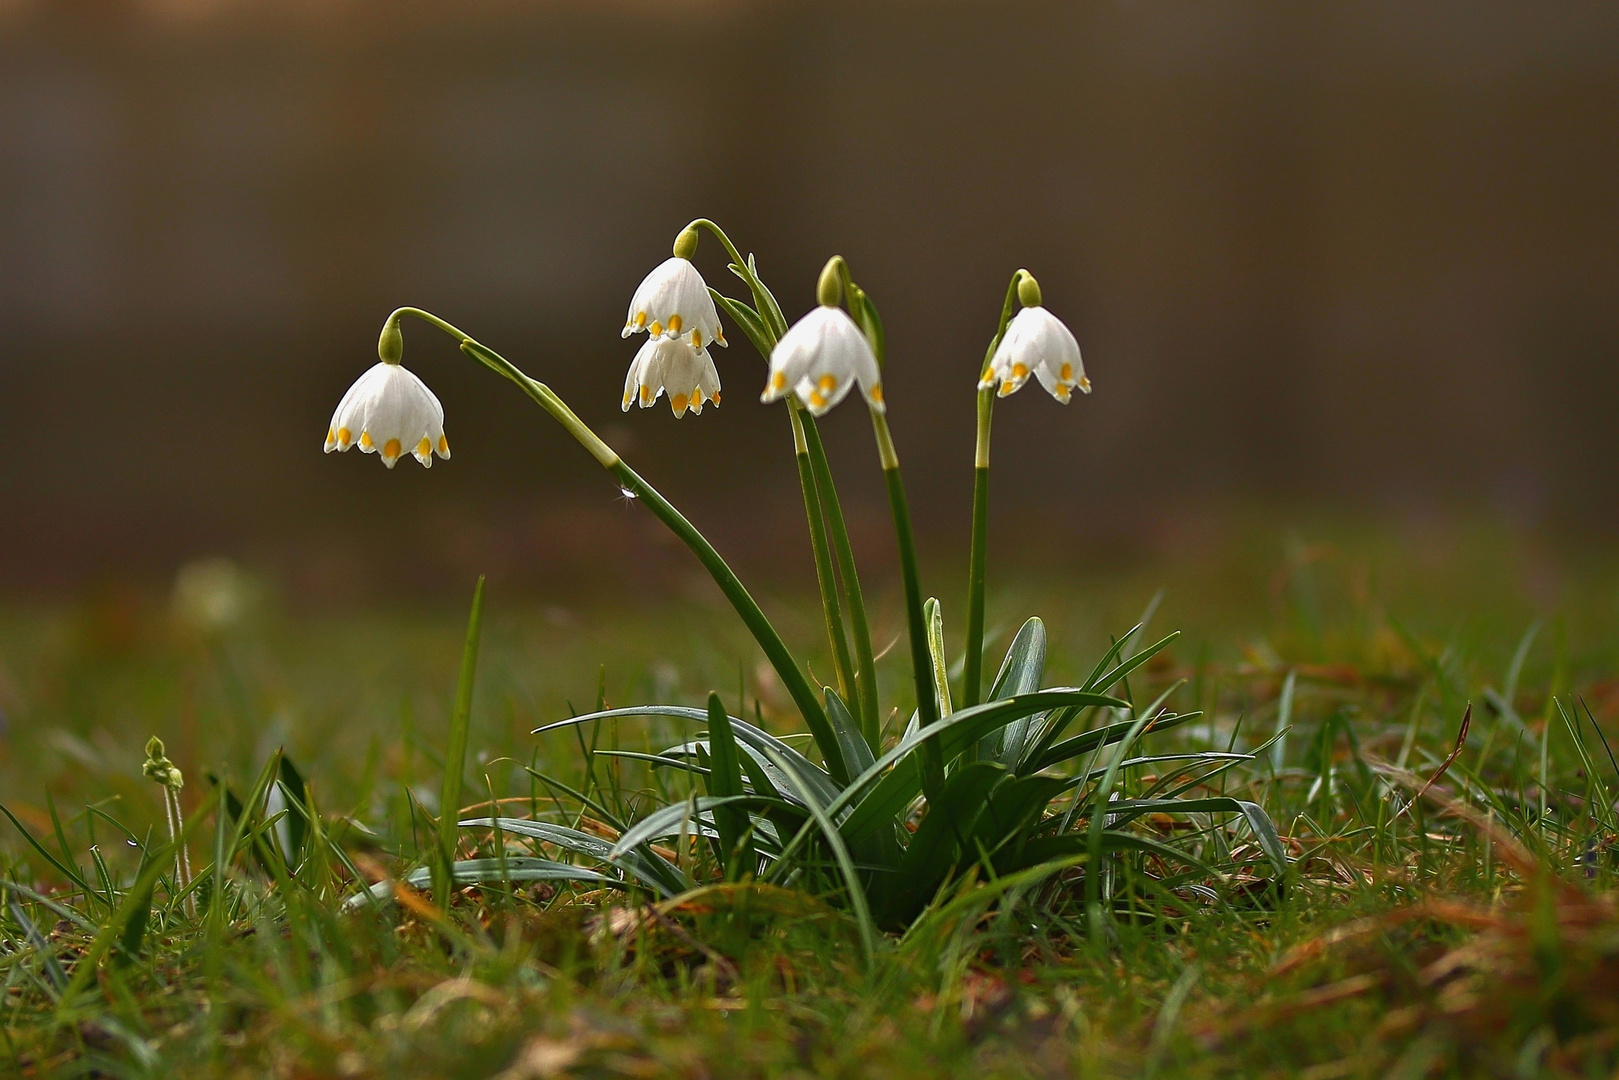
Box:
[1054,387,1071,403]
[640,385,654,405]
[981,367,994,384]
[868,384,884,403]
[417,437,432,458]
[325,427,336,446]
[690,330,703,348]
[1060,363,1073,381]
[1011,363,1029,380]
[808,390,827,409]
[337,427,352,447]
[634,311,648,329]
[668,314,682,334]
[818,374,838,393]
[671,393,689,415]
[1079,375,1093,393]
[711,391,721,406]
[648,320,663,337]
[438,435,450,454]
[716,327,726,344]
[383,438,402,460]
[770,371,787,392]
[359,431,374,450]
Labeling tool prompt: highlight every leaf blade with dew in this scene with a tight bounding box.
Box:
[608,795,802,860]
[979,617,1047,763]
[704,692,756,879]
[435,576,486,910]
[0,802,100,901]
[536,705,842,808]
[460,818,685,897]
[350,857,625,909]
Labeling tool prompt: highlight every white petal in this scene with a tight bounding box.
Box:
[324,362,446,468]
[622,257,725,348]
[764,306,881,414]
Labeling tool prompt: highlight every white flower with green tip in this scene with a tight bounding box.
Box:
[622,336,722,418]
[762,305,884,417]
[324,361,449,468]
[622,257,727,351]
[979,306,1090,403]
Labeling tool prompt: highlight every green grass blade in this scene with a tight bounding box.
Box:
[434,575,486,910]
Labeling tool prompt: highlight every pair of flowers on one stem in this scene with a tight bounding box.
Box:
[322,238,1090,468]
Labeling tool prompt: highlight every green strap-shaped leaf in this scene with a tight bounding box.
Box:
[460,818,685,898]
[878,761,1008,927]
[982,617,1047,763]
[705,693,756,879]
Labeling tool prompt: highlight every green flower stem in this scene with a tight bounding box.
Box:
[963,389,994,709]
[800,412,881,750]
[381,309,849,786]
[962,270,1027,708]
[870,409,944,803]
[789,403,857,707]
[686,218,788,337]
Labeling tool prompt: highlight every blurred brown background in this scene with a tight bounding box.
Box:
[1,0,1615,603]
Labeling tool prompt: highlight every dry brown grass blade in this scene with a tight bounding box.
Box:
[1270,900,1498,978]
[1394,703,1470,821]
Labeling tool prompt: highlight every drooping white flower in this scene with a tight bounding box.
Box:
[621,336,722,418]
[323,361,449,468]
[979,306,1091,403]
[622,256,727,351]
[761,305,884,417]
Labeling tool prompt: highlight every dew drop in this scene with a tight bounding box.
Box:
[618,485,638,501]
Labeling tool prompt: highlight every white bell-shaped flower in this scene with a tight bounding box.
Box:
[323,361,449,468]
[621,336,722,418]
[622,256,727,351]
[761,305,884,417]
[979,306,1090,403]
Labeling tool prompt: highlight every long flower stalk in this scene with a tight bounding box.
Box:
[799,413,881,750]
[789,402,857,704]
[379,308,850,785]
[962,270,1028,708]
[686,219,880,746]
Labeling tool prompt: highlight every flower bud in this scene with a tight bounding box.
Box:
[817,258,843,307]
[672,225,700,261]
[378,316,404,365]
[1017,271,1043,309]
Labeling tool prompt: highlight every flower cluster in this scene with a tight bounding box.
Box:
[620,255,725,417]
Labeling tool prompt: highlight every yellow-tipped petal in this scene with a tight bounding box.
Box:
[648,320,663,337]
[359,431,374,450]
[337,426,353,449]
[711,391,721,406]
[324,427,336,449]
[383,438,401,460]
[634,311,648,330]
[690,330,703,348]
[1078,375,1093,393]
[808,390,827,409]
[1011,363,1029,380]
[640,385,654,406]
[671,392,689,415]
[417,437,432,458]
[868,384,884,403]
[668,314,682,334]
[818,374,838,393]
[770,371,787,392]
[1059,362,1073,382]
[438,434,451,455]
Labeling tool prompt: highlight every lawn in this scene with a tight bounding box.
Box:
[2,518,1618,1078]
